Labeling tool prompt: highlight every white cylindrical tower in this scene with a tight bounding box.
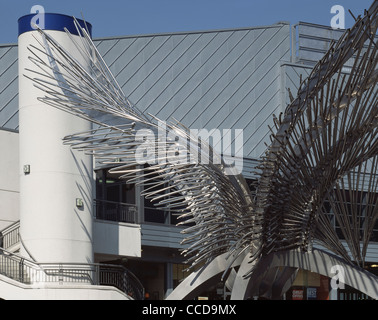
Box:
[18,13,94,264]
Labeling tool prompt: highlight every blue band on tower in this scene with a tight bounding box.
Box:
[18,13,92,37]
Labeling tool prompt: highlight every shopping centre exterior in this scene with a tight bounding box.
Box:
[0,3,377,300]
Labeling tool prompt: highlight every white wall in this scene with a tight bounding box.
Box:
[0,129,19,230]
[93,220,141,258]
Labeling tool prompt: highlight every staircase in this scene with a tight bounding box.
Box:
[0,221,20,253]
[0,250,32,284]
[0,221,144,300]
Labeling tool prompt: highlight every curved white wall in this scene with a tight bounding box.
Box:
[18,28,93,263]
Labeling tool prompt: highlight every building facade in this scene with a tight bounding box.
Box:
[0,15,377,299]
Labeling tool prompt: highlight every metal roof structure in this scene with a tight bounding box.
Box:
[1,23,290,161]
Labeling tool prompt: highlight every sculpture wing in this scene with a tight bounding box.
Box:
[25,21,255,270]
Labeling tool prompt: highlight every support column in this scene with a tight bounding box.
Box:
[18,13,94,264]
[135,165,144,224]
[165,262,174,299]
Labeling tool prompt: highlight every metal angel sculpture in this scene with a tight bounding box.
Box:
[26,1,378,299]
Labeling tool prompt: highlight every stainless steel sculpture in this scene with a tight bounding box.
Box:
[26,0,378,299]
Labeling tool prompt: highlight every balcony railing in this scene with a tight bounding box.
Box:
[0,248,144,300]
[94,199,137,224]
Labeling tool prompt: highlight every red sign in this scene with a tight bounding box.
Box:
[292,289,304,300]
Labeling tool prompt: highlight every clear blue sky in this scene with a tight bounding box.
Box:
[0,0,374,44]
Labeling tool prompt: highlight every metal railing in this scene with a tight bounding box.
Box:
[94,199,137,224]
[0,211,144,298]
[0,249,144,300]
[98,264,144,299]
[0,221,20,251]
